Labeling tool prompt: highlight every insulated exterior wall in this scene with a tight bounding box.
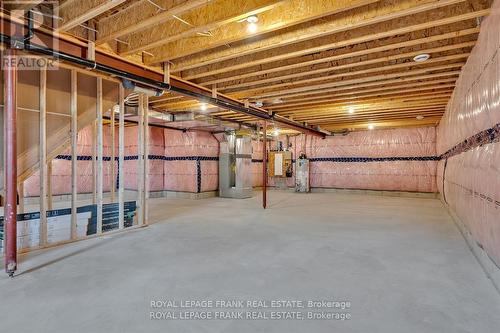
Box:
[23,125,115,196]
[163,130,218,193]
[436,0,500,266]
[255,127,438,192]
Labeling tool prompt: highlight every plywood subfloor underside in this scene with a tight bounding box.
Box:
[1,192,499,332]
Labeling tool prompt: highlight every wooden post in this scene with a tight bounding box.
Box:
[70,70,78,239]
[143,95,149,225]
[137,94,145,226]
[262,121,267,209]
[163,62,170,84]
[96,78,103,234]
[118,84,125,229]
[87,41,96,61]
[39,65,48,247]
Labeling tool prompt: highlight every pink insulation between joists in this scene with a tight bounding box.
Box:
[435,0,500,266]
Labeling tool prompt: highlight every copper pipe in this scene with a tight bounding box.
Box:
[3,48,18,277]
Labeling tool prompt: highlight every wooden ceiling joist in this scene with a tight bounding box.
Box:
[142,0,378,64]
[266,88,456,111]
[44,0,494,130]
[118,0,287,56]
[237,64,464,99]
[256,77,460,102]
[179,8,489,80]
[57,0,128,32]
[161,76,459,111]
[198,39,476,88]
[170,0,469,72]
[189,28,479,85]
[223,54,469,96]
[322,118,442,130]
[96,0,209,45]
[271,94,453,114]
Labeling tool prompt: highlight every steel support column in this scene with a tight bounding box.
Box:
[262,121,267,209]
[3,48,17,277]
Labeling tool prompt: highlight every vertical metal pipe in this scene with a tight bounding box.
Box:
[143,95,149,225]
[118,84,125,230]
[70,70,78,239]
[262,121,267,209]
[39,65,47,247]
[110,102,115,202]
[4,48,17,277]
[96,78,103,234]
[137,94,144,226]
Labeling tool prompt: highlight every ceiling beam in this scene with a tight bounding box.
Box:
[159,77,459,110]
[321,117,442,130]
[280,100,451,118]
[234,63,464,99]
[212,42,474,90]
[180,8,489,80]
[118,0,287,56]
[96,0,209,45]
[197,34,477,86]
[224,54,468,96]
[2,0,44,11]
[266,88,455,110]
[272,94,453,114]
[57,0,128,32]
[142,0,378,63]
[255,76,459,102]
[171,0,467,71]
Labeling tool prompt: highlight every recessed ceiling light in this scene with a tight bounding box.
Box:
[247,22,258,33]
[246,15,258,33]
[413,53,430,62]
[254,101,264,107]
[348,106,355,114]
[273,128,280,136]
[200,103,207,111]
[416,115,425,120]
[246,15,258,23]
[368,124,375,130]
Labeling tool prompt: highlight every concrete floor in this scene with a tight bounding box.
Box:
[1,191,499,332]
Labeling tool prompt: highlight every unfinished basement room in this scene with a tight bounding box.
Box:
[0,0,499,332]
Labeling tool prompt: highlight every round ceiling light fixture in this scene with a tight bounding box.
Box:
[413,53,430,62]
[348,106,355,114]
[368,124,375,130]
[200,103,207,111]
[416,115,425,120]
[246,15,259,23]
[246,15,259,33]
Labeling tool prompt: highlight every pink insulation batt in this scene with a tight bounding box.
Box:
[436,1,500,266]
[255,126,438,192]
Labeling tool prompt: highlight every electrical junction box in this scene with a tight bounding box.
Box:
[268,151,293,178]
[295,159,310,192]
